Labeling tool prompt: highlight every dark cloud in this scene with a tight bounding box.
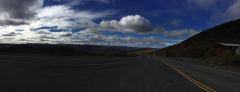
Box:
[0,20,27,26]
[0,0,43,25]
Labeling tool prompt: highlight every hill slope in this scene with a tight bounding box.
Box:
[158,19,240,57]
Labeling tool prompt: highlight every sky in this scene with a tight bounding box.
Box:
[0,0,240,48]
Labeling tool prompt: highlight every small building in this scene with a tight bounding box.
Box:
[214,43,240,56]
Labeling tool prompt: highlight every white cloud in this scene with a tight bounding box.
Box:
[30,5,113,30]
[99,15,153,33]
[30,16,96,30]
[0,12,197,48]
[0,1,193,48]
[0,28,73,44]
[208,0,240,24]
[222,0,240,21]
[0,3,115,44]
[37,5,112,20]
[0,27,168,48]
[53,0,111,6]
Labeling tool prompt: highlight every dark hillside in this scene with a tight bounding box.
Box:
[158,19,240,57]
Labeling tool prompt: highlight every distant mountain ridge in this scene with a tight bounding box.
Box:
[0,44,139,56]
[158,19,240,57]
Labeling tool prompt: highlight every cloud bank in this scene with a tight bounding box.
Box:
[0,0,200,48]
[0,0,43,26]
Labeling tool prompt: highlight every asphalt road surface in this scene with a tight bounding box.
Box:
[0,55,239,92]
[155,57,240,92]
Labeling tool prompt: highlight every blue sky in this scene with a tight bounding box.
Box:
[0,0,239,48]
[47,0,235,30]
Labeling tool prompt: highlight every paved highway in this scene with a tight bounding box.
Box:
[154,57,240,92]
[0,55,239,92]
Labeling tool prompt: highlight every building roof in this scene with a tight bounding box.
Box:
[218,43,240,47]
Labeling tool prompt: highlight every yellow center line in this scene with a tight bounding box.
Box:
[161,61,217,92]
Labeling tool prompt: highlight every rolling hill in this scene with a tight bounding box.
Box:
[158,19,240,57]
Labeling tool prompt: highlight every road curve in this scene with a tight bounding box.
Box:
[153,56,240,92]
